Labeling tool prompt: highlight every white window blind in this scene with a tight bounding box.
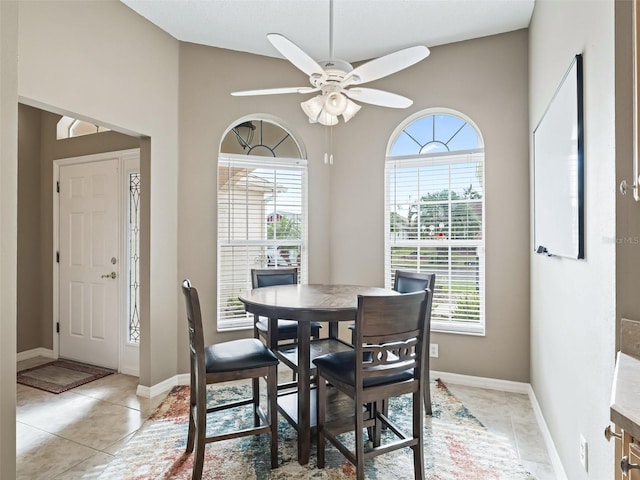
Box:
[385,149,485,335]
[217,155,307,331]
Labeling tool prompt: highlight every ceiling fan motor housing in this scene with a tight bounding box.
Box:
[310,59,358,88]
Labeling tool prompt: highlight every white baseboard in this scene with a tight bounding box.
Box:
[16,348,56,362]
[432,370,566,480]
[527,384,569,480]
[431,370,530,394]
[136,373,189,398]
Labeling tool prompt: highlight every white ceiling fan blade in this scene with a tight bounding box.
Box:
[343,45,430,86]
[267,33,326,78]
[344,88,413,108]
[231,86,318,96]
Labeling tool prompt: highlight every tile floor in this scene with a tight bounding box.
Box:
[16,357,557,479]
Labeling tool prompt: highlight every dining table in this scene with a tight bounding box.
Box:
[238,283,398,466]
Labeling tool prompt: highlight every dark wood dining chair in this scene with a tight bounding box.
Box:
[349,270,436,414]
[181,279,279,479]
[314,290,431,480]
[349,270,435,344]
[251,268,322,345]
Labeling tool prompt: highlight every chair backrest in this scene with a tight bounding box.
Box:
[181,279,205,371]
[251,268,298,289]
[393,270,435,294]
[353,290,431,388]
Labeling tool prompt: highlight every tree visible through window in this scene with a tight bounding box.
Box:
[386,112,485,334]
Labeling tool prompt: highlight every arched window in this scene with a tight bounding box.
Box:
[56,115,110,139]
[217,118,307,331]
[386,110,485,334]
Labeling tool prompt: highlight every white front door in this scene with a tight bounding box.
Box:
[58,159,119,369]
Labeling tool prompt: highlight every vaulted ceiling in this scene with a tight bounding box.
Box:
[121,0,534,64]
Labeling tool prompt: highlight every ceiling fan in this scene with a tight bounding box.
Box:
[231,2,430,126]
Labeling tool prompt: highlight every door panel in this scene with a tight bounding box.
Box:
[59,159,119,369]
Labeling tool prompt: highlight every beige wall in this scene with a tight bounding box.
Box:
[530,2,616,479]
[1,0,18,476]
[178,44,333,371]
[330,30,531,381]
[178,31,530,380]
[16,104,139,354]
[17,104,43,352]
[17,0,180,387]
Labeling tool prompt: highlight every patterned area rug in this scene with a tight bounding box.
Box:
[100,379,536,479]
[17,360,115,394]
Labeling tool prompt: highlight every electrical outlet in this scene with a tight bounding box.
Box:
[429,344,439,358]
[579,434,588,471]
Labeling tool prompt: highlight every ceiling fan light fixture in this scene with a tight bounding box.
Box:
[324,91,348,116]
[341,99,361,122]
[301,95,325,122]
[316,110,339,126]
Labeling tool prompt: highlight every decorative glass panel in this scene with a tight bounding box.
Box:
[128,172,141,343]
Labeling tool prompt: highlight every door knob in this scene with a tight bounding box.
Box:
[621,456,640,475]
[101,272,117,279]
[604,425,621,442]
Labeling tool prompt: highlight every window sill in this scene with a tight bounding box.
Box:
[431,321,485,336]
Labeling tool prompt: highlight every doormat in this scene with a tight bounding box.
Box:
[17,359,115,394]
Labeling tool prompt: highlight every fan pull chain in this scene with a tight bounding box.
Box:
[323,126,334,165]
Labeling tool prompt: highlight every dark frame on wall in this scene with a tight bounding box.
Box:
[533,54,584,260]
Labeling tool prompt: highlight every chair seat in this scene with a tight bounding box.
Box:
[256,318,322,338]
[204,338,278,373]
[313,351,413,388]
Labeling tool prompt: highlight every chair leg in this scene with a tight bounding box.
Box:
[371,401,382,447]
[186,404,196,453]
[355,394,365,480]
[192,380,207,480]
[186,370,196,453]
[316,376,326,469]
[423,380,432,415]
[382,398,389,423]
[252,377,260,427]
[413,390,425,480]
[366,409,374,445]
[267,365,279,469]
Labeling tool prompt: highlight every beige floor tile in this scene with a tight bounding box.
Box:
[52,451,114,479]
[513,420,553,464]
[102,431,137,456]
[447,382,556,478]
[17,387,86,421]
[522,459,557,480]
[17,422,97,480]
[71,373,170,417]
[18,387,145,451]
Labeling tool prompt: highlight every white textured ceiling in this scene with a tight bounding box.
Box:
[121,0,535,64]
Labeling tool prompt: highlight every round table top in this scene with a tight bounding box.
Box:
[238,284,396,322]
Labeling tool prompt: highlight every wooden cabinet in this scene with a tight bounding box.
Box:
[609,347,640,478]
[608,428,640,479]
[623,432,640,479]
